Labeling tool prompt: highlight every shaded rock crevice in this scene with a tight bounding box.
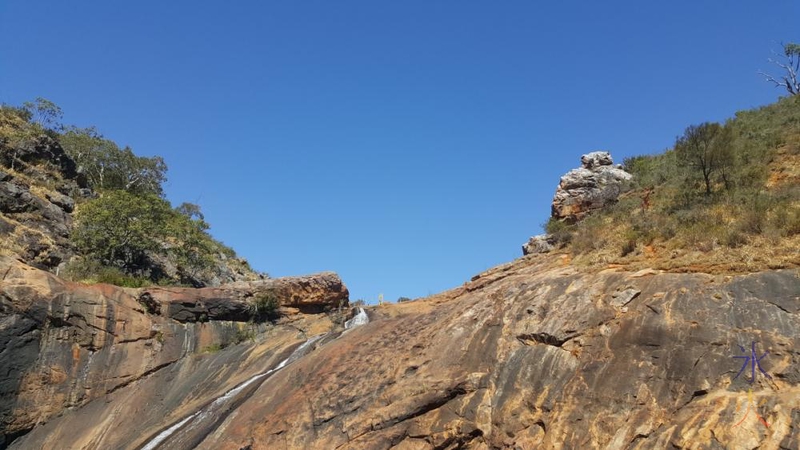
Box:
[517,331,578,348]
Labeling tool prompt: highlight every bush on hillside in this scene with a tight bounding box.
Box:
[251,291,280,323]
[72,190,172,274]
[551,95,800,261]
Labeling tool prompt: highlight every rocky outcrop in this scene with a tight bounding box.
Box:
[7,254,799,449]
[0,173,75,269]
[522,152,632,256]
[135,271,350,321]
[521,234,555,255]
[551,151,632,222]
[0,256,349,447]
[0,130,260,286]
[0,135,81,183]
[0,133,90,271]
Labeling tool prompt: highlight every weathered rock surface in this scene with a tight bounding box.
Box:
[0,135,81,182]
[521,234,555,255]
[0,174,74,269]
[6,254,799,449]
[135,271,350,321]
[551,151,632,222]
[0,256,349,448]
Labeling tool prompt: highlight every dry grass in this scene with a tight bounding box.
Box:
[28,183,58,203]
[766,144,800,189]
[568,218,800,275]
[0,213,58,261]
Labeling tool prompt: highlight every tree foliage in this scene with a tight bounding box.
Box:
[167,203,217,284]
[674,122,734,195]
[60,126,166,195]
[2,98,252,287]
[72,191,235,284]
[176,202,205,221]
[22,97,62,130]
[73,191,172,273]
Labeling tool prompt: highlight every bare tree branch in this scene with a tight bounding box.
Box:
[760,43,800,96]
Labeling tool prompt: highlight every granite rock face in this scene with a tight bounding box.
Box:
[0,174,74,269]
[521,234,555,255]
[0,135,81,182]
[0,256,348,447]
[551,151,632,222]
[7,255,799,450]
[136,270,350,321]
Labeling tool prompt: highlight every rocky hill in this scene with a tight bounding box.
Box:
[0,101,259,287]
[2,252,798,449]
[1,96,799,449]
[527,96,800,274]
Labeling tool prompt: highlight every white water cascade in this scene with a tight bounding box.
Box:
[140,413,200,450]
[344,307,369,330]
[140,334,325,450]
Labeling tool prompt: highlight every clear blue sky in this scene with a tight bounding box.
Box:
[1,1,797,302]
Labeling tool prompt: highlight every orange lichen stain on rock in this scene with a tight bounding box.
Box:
[71,343,81,365]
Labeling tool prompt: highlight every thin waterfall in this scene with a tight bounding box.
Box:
[344,307,369,329]
[139,334,325,450]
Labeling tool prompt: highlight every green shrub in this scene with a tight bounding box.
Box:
[721,229,748,248]
[251,291,280,323]
[769,204,800,236]
[202,343,224,353]
[63,258,152,287]
[570,215,606,255]
[544,217,575,246]
[620,237,637,257]
[735,193,772,235]
[72,191,173,274]
[235,326,256,344]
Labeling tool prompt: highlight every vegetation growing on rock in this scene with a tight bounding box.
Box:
[543,95,800,272]
[0,99,258,287]
[250,291,281,323]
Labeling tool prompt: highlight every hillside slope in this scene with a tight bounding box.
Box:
[0,101,258,287]
[543,95,800,274]
[2,97,799,450]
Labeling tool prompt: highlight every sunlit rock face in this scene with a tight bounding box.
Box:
[551,151,632,223]
[0,256,348,448]
[522,234,555,256]
[5,254,799,450]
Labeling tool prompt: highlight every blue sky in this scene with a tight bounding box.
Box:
[1,1,797,302]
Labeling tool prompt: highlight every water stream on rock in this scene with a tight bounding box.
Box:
[344,307,368,329]
[140,308,369,450]
[140,334,323,450]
